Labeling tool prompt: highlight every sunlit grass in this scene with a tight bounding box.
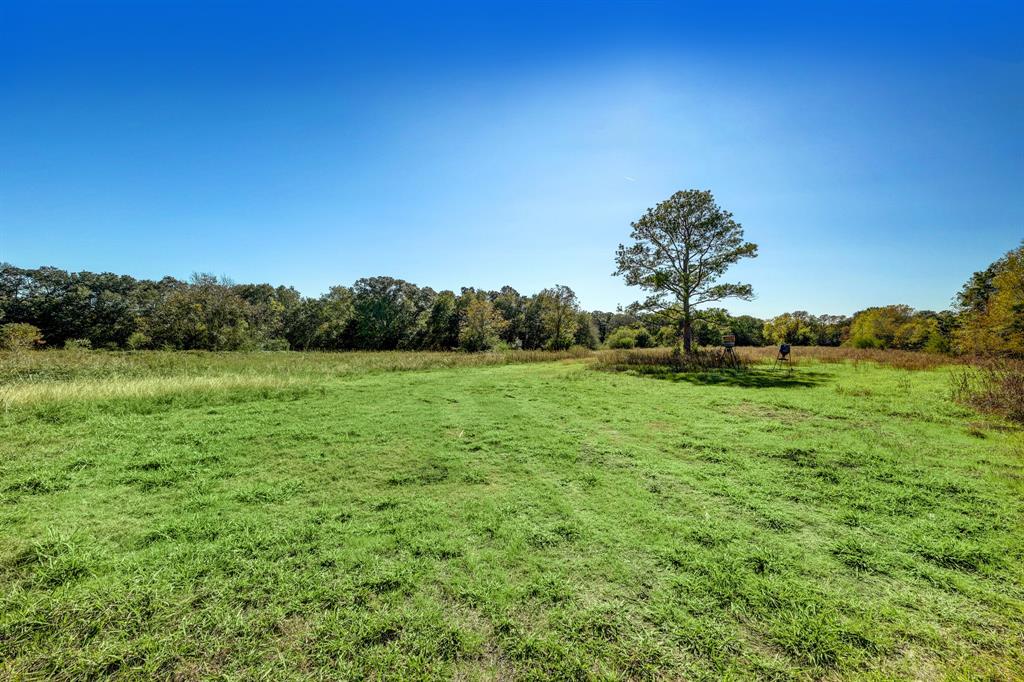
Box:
[1,350,1022,678]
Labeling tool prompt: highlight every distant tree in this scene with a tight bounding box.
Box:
[234,283,302,348]
[537,285,579,350]
[655,325,678,347]
[632,326,653,348]
[763,312,818,346]
[488,286,522,347]
[351,277,433,350]
[929,310,958,353]
[146,274,256,350]
[573,311,600,349]
[303,286,356,350]
[956,260,1004,316]
[691,308,729,347]
[517,295,547,350]
[459,298,507,352]
[422,291,460,350]
[283,298,325,350]
[591,309,640,344]
[816,314,851,347]
[848,305,941,351]
[615,189,757,353]
[730,314,766,346]
[955,243,1024,357]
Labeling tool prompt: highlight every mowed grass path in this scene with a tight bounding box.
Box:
[1,355,1022,679]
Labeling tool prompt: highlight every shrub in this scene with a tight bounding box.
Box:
[63,338,92,351]
[606,327,636,349]
[126,331,152,350]
[951,360,1024,423]
[655,325,678,347]
[260,338,291,351]
[0,323,44,351]
[633,327,653,348]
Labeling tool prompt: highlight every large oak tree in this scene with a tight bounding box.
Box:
[615,190,758,352]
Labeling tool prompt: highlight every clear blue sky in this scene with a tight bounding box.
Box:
[2,1,1021,316]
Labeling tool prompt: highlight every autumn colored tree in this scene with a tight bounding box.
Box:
[955,243,1024,357]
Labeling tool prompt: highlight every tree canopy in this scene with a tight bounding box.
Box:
[954,243,1024,357]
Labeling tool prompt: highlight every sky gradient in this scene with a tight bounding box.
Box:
[2,1,1022,316]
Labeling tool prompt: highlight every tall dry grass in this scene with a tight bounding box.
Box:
[591,345,969,371]
[4,345,1015,410]
[593,347,749,372]
[732,345,966,370]
[0,348,595,408]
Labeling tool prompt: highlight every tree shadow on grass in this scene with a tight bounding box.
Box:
[622,365,830,389]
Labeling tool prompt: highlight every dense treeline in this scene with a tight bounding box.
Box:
[0,266,617,352]
[1,241,1020,356]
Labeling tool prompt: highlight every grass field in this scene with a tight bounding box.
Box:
[1,350,1022,679]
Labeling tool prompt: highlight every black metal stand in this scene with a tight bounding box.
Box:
[772,350,792,371]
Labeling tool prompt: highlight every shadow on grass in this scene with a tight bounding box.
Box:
[619,365,830,388]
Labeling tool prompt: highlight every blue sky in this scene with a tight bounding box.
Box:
[2,1,1021,316]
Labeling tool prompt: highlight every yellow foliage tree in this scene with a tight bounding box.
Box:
[956,245,1024,357]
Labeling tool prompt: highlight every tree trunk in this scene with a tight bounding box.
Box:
[682,303,692,353]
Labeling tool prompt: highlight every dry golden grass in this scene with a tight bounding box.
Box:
[0,348,595,407]
[732,345,967,370]
[592,345,970,371]
[0,373,303,408]
[4,346,1016,409]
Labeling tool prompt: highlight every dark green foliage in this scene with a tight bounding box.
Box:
[351,276,433,350]
[632,326,653,348]
[537,285,580,351]
[1,264,604,353]
[145,274,257,350]
[423,291,460,350]
[572,312,600,349]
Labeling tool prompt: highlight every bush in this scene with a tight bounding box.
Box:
[655,325,678,347]
[0,323,44,351]
[63,338,92,351]
[126,332,152,350]
[633,327,653,348]
[260,338,291,351]
[606,327,636,349]
[951,360,1024,423]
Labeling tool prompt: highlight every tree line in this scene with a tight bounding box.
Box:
[0,266,627,352]
[2,247,1020,357]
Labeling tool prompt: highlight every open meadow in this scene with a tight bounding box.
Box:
[1,349,1022,679]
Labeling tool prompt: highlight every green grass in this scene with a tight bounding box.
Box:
[1,351,1022,679]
